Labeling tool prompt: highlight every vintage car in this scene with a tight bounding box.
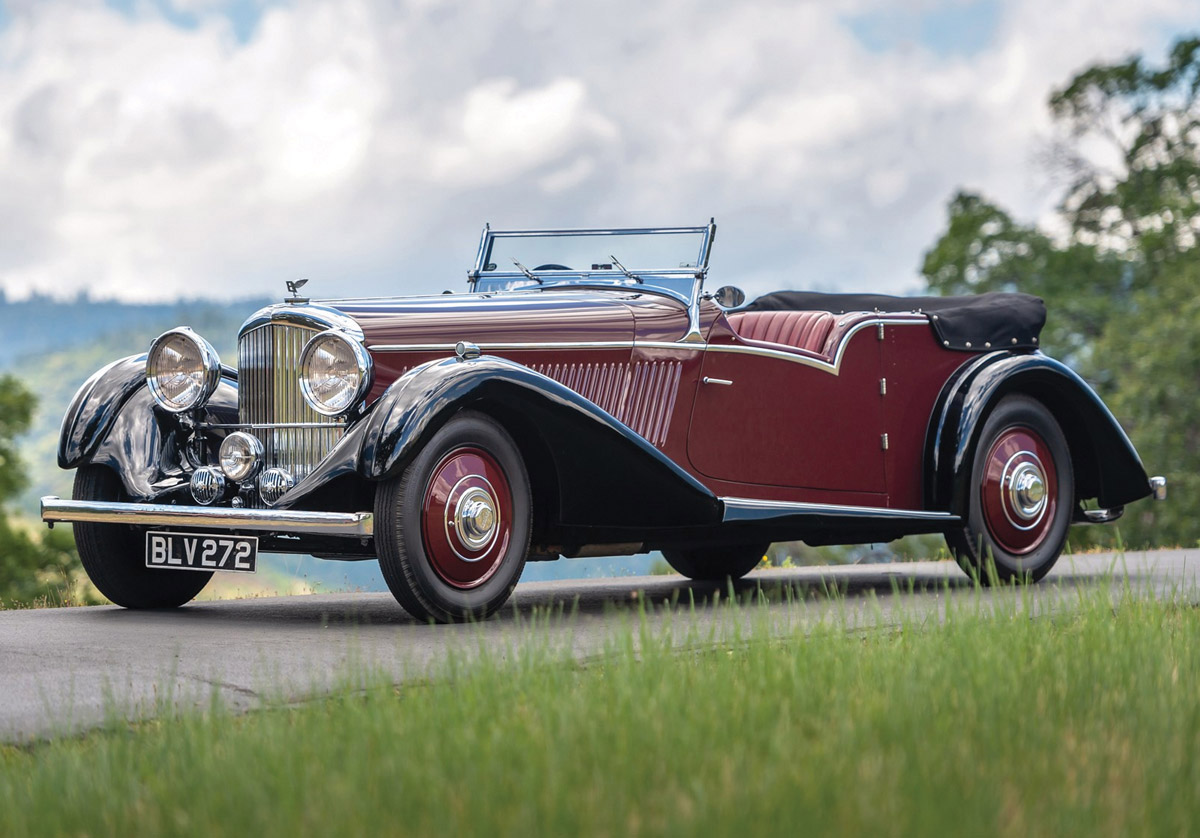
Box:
[42,223,1165,621]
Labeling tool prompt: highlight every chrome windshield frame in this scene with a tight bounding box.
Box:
[468,221,716,343]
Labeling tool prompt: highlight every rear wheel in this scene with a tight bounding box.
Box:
[946,395,1073,584]
[661,543,768,582]
[375,411,532,623]
[73,465,213,608]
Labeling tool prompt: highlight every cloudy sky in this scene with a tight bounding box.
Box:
[0,0,1197,304]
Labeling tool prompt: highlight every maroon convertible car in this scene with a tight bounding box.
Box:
[42,223,1165,621]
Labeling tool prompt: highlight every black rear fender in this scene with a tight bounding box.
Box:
[927,352,1150,513]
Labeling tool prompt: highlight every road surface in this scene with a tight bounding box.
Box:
[1,548,1196,742]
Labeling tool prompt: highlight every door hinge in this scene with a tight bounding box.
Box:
[881,433,889,450]
[877,323,885,340]
[879,377,887,396]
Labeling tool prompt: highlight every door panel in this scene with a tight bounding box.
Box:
[686,332,886,492]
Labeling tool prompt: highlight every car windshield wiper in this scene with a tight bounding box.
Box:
[511,258,542,284]
[609,254,642,283]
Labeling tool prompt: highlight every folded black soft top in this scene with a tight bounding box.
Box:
[741,291,1046,352]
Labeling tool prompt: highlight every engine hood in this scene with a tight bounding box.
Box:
[323,289,641,349]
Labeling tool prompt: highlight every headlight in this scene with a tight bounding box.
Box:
[146,328,221,413]
[298,330,373,416]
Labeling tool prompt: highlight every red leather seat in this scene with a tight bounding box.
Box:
[726,310,837,355]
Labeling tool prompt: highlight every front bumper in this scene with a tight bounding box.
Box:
[41,497,373,539]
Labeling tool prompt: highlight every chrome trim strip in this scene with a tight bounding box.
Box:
[721,496,959,523]
[41,497,373,537]
[201,422,348,430]
[368,318,931,375]
[238,303,365,341]
[370,340,648,352]
[706,317,930,375]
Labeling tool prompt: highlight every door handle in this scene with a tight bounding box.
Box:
[702,377,733,386]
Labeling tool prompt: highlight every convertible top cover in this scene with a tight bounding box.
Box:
[742,291,1046,352]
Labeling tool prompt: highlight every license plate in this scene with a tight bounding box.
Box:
[145,531,258,573]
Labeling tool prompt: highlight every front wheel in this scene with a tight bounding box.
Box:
[946,394,1074,584]
[661,543,768,582]
[375,411,532,623]
[73,465,213,608]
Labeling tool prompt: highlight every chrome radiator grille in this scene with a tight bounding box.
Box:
[237,323,344,489]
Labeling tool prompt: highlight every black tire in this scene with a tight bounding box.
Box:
[375,411,532,623]
[661,543,769,581]
[946,394,1074,584]
[73,465,213,608]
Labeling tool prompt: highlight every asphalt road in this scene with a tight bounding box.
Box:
[2,548,1196,743]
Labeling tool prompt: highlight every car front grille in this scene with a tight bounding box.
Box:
[237,322,344,500]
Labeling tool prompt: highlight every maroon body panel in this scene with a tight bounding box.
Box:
[326,289,975,514]
[687,314,887,494]
[880,324,974,509]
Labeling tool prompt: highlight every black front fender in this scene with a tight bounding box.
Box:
[57,356,238,500]
[353,356,721,529]
[58,354,149,469]
[927,352,1150,513]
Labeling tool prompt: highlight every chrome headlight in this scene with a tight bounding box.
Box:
[146,328,221,413]
[298,330,373,417]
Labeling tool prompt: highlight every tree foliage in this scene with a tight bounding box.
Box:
[0,374,91,607]
[922,36,1200,548]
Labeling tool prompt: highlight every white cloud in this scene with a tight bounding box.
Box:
[0,0,1197,305]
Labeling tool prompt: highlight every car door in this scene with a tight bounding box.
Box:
[686,317,887,494]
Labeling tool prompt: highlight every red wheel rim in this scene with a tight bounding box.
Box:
[979,426,1058,556]
[420,446,513,590]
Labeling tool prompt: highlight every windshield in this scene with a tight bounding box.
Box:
[469,225,714,300]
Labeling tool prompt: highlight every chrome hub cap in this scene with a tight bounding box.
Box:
[453,486,499,554]
[1006,459,1047,524]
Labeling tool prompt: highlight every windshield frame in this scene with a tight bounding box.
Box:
[468,224,715,292]
[467,222,717,343]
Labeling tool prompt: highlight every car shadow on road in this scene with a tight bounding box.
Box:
[77,562,1125,630]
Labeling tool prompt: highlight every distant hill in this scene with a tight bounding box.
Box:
[3,296,271,512]
[0,292,272,369]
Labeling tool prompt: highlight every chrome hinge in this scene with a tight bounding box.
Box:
[881,433,889,450]
[879,378,887,396]
[877,323,885,340]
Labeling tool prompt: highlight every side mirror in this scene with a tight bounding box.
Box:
[713,286,746,309]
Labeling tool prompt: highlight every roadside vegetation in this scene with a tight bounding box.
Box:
[1,586,1197,836]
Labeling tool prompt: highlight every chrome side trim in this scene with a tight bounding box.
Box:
[201,422,348,430]
[368,318,931,375]
[41,497,373,537]
[721,496,960,524]
[370,340,649,352]
[706,317,930,375]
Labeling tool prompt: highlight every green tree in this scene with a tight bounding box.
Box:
[0,374,90,606]
[921,36,1200,548]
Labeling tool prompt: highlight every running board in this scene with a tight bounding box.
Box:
[721,497,960,526]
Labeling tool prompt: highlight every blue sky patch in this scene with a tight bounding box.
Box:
[103,0,276,43]
[846,0,1000,57]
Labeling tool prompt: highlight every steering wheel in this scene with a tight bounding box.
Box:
[533,264,571,272]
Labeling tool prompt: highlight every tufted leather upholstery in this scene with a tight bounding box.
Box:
[726,310,838,355]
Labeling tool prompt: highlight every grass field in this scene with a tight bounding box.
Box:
[1,585,1197,837]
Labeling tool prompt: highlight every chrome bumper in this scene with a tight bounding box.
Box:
[40,497,373,538]
[1150,476,1167,501]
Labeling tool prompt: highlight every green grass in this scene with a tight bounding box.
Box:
[2,588,1198,836]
